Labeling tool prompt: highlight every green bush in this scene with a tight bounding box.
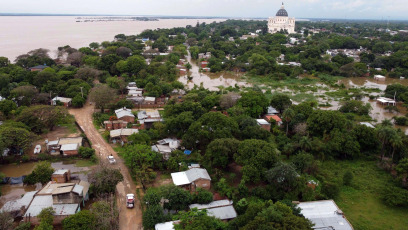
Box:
[321,181,340,199]
[343,171,353,186]
[14,222,31,230]
[79,146,95,159]
[37,153,50,161]
[393,116,408,126]
[382,186,408,207]
[21,154,30,162]
[193,188,213,204]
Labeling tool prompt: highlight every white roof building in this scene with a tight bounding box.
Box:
[171,168,211,186]
[0,191,37,213]
[60,143,79,152]
[115,107,135,119]
[297,200,353,230]
[110,129,139,138]
[52,97,72,103]
[189,199,237,220]
[374,75,386,81]
[256,119,270,125]
[155,221,179,230]
[360,122,375,129]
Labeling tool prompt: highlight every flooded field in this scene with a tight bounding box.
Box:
[178,51,250,91]
[0,160,91,208]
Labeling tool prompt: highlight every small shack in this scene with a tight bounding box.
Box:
[51,97,72,107]
[374,75,386,81]
[171,168,211,191]
[51,169,71,183]
[115,107,135,123]
[256,119,271,131]
[189,200,237,221]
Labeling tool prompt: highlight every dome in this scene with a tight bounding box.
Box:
[276,3,288,17]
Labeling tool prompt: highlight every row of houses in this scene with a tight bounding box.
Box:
[126,82,169,108]
[1,170,89,225]
[46,137,84,156]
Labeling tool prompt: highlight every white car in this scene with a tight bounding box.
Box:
[126,194,135,208]
[34,145,41,154]
[108,155,116,164]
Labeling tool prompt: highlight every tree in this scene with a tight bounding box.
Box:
[16,105,69,133]
[237,91,269,118]
[292,152,315,173]
[203,138,240,169]
[0,100,17,117]
[24,161,54,185]
[72,94,86,108]
[127,55,147,75]
[307,110,347,137]
[182,112,239,149]
[339,100,371,115]
[89,84,117,112]
[266,162,299,192]
[78,147,95,159]
[396,158,408,188]
[67,52,84,67]
[0,125,34,154]
[34,207,55,230]
[0,211,13,230]
[142,205,168,230]
[62,210,95,230]
[75,67,103,82]
[174,209,227,230]
[90,198,119,230]
[10,85,38,106]
[0,57,10,67]
[121,145,162,188]
[282,107,295,135]
[89,42,100,49]
[88,163,123,195]
[270,94,292,114]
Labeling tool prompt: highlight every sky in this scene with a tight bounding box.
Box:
[1,0,408,20]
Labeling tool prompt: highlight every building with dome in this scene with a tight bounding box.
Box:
[268,3,295,34]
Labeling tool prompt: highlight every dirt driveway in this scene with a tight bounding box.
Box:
[69,103,143,230]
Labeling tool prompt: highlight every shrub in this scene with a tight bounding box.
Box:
[79,147,95,159]
[321,181,340,199]
[142,205,168,230]
[24,161,54,185]
[382,186,408,207]
[393,116,408,126]
[343,171,353,186]
[14,222,31,230]
[193,188,213,204]
[21,154,30,162]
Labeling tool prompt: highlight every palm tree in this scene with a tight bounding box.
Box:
[282,108,295,135]
[390,132,403,162]
[299,136,312,152]
[376,125,395,161]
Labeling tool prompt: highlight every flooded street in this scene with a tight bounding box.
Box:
[178,51,250,91]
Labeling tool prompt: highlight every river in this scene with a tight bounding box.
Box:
[0,16,225,61]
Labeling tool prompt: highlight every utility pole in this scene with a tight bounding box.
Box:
[49,91,52,105]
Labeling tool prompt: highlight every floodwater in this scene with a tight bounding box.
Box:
[178,51,250,91]
[339,77,408,91]
[0,16,225,61]
[0,161,90,208]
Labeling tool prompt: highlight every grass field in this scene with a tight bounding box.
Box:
[320,160,408,230]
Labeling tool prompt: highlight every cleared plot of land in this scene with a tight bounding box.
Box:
[321,160,408,230]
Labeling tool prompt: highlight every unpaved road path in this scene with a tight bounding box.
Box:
[69,102,143,230]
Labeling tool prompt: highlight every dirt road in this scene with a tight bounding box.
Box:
[69,103,143,230]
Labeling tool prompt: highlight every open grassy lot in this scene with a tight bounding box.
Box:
[321,160,408,230]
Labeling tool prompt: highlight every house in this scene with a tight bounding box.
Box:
[0,191,37,218]
[104,120,128,131]
[51,97,72,107]
[0,96,4,102]
[137,110,163,129]
[264,115,283,126]
[377,97,396,106]
[202,67,211,72]
[143,97,156,105]
[189,199,237,221]
[115,107,135,123]
[46,137,83,156]
[201,61,208,68]
[374,75,386,81]
[171,168,211,191]
[256,119,271,131]
[297,200,353,230]
[110,128,139,143]
[51,169,71,183]
[24,180,90,225]
[29,65,48,72]
[128,89,143,97]
[128,82,137,87]
[266,106,279,115]
[152,138,181,160]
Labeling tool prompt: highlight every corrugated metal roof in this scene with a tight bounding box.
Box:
[256,119,269,125]
[58,137,83,145]
[110,129,139,138]
[52,97,72,103]
[0,191,37,212]
[171,172,190,186]
[298,200,353,230]
[53,169,69,175]
[79,181,90,197]
[53,204,79,215]
[24,195,53,217]
[60,143,79,151]
[115,107,134,119]
[189,200,237,220]
[72,184,84,196]
[185,168,211,182]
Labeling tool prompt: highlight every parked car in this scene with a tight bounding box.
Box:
[108,155,116,164]
[34,145,41,154]
[126,194,135,208]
